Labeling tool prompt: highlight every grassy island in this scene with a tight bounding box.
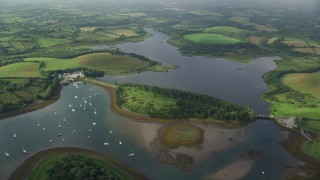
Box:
[10,147,146,180]
[116,83,254,122]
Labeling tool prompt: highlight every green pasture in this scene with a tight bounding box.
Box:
[184,33,241,45]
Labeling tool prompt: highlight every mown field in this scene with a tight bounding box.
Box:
[37,37,73,48]
[230,16,277,32]
[25,53,162,75]
[118,86,177,115]
[281,72,320,130]
[204,26,245,35]
[0,62,42,78]
[184,33,241,45]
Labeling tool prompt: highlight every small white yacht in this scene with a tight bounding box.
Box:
[22,146,28,154]
[128,148,135,157]
[13,130,17,139]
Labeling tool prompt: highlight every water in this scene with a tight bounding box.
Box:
[0,30,300,179]
[97,29,280,114]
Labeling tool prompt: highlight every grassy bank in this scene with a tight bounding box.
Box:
[10,147,147,180]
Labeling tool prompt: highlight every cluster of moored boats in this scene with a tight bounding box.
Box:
[4,84,135,158]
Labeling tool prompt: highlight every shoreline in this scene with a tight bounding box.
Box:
[0,85,62,120]
[9,147,147,180]
[278,126,320,179]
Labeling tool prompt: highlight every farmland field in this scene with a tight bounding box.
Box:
[25,53,163,75]
[37,38,72,48]
[184,33,241,45]
[204,26,244,35]
[0,62,42,78]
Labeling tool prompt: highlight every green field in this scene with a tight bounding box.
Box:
[119,86,177,115]
[108,28,138,37]
[270,71,320,121]
[283,38,308,47]
[76,32,118,42]
[25,53,159,75]
[204,26,244,35]
[0,62,42,78]
[230,16,277,31]
[159,125,204,149]
[282,71,320,98]
[302,141,320,159]
[184,33,241,45]
[37,37,72,47]
[28,153,133,180]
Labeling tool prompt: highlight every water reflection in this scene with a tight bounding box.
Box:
[97,29,280,114]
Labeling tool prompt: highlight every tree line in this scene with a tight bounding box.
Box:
[46,154,119,180]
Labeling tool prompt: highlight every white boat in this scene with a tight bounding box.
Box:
[49,139,53,143]
[89,102,92,106]
[75,95,78,99]
[119,141,122,145]
[54,112,57,115]
[109,129,113,134]
[88,135,91,138]
[57,133,62,136]
[72,108,75,112]
[84,100,87,103]
[80,104,83,107]
[94,108,97,115]
[72,130,77,134]
[43,126,46,131]
[37,122,40,127]
[262,171,265,175]
[89,95,92,98]
[13,130,17,139]
[128,148,135,157]
[62,138,65,141]
[92,122,96,126]
[5,152,10,157]
[58,121,62,128]
[89,129,92,132]
[103,138,110,146]
[22,145,28,154]
[69,102,72,108]
[63,118,66,122]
